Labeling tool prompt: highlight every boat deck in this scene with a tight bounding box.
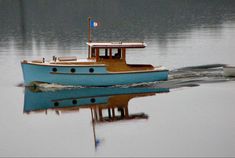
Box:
[26,57,166,73]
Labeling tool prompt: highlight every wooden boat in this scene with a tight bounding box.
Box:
[223,66,235,77]
[21,18,168,86]
[21,42,168,86]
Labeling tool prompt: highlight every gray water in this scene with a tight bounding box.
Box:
[0,0,235,157]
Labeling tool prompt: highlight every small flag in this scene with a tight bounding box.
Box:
[90,20,99,28]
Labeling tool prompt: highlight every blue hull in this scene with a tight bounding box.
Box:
[21,63,168,86]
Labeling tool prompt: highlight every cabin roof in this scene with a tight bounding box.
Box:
[87,42,146,48]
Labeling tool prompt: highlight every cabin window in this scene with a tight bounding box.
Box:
[112,48,122,59]
[91,47,125,60]
[99,48,122,59]
[101,108,112,118]
[117,107,125,117]
[99,49,109,59]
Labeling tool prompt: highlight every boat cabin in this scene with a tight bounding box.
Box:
[87,42,154,72]
[87,42,146,61]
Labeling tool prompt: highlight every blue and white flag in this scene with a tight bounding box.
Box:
[90,20,99,28]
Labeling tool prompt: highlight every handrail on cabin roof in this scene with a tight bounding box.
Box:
[86,42,147,48]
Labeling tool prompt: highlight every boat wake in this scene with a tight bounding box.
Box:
[20,64,235,91]
[161,64,230,89]
[111,64,233,89]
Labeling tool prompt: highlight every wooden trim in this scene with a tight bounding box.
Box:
[125,106,129,117]
[95,48,99,61]
[112,108,115,118]
[105,49,108,56]
[88,46,91,58]
[122,48,126,60]
[22,62,106,67]
[109,48,112,59]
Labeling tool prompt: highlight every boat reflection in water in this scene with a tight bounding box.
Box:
[23,87,169,148]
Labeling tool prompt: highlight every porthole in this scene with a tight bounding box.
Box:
[89,68,94,73]
[54,102,59,107]
[72,99,77,105]
[52,67,57,72]
[71,68,76,73]
[90,98,96,103]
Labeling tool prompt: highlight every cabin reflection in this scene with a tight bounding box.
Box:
[90,93,151,123]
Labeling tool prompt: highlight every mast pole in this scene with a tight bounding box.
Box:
[88,17,91,58]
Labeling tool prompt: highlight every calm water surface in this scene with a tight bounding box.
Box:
[0,0,235,156]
